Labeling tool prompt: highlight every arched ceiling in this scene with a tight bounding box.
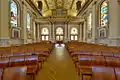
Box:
[32,0,86,17]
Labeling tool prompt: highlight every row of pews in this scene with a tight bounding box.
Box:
[66,41,120,80]
[0,41,53,80]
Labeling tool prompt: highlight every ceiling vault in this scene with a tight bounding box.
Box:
[43,0,49,10]
[69,0,75,9]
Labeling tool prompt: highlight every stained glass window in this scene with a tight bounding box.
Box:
[10,0,18,27]
[100,0,108,27]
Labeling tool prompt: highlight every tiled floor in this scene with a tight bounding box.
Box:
[35,44,79,80]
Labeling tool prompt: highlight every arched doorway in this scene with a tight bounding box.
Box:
[41,28,49,41]
[55,27,64,41]
[70,27,78,40]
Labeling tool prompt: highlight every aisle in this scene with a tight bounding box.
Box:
[35,44,79,80]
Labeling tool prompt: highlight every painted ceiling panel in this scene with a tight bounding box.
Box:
[32,0,86,16]
[46,0,55,9]
[64,0,73,9]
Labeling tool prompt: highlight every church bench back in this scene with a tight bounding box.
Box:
[3,67,27,80]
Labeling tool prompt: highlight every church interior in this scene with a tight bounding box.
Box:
[0,0,120,80]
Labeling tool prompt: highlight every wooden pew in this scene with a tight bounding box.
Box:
[3,67,27,80]
[9,56,25,67]
[78,66,118,80]
[0,57,9,68]
[0,69,3,80]
[66,41,120,80]
[115,68,120,80]
[92,67,116,80]
[0,41,53,80]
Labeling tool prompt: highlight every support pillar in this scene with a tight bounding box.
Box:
[108,0,120,46]
[0,0,10,46]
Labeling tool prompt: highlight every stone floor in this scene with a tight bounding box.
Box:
[35,44,79,80]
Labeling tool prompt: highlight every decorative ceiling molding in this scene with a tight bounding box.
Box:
[44,0,49,9]
[69,0,75,9]
[62,0,65,8]
[25,0,42,16]
[32,0,87,17]
[77,0,93,16]
[54,0,57,8]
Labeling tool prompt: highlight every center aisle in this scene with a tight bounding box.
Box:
[35,44,79,80]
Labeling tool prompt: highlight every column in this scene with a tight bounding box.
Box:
[23,4,27,44]
[67,23,70,41]
[0,0,10,46]
[91,2,97,43]
[52,23,55,42]
[37,23,40,42]
[32,21,36,43]
[79,23,82,41]
[78,23,80,42]
[108,0,120,46]
[83,20,87,42]
[0,0,1,38]
[64,23,68,42]
[50,22,52,41]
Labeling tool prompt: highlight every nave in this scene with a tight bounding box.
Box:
[35,44,79,80]
[0,41,120,80]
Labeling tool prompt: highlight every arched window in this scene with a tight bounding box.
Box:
[10,0,18,27]
[41,28,49,41]
[100,0,108,27]
[56,27,63,35]
[87,13,92,38]
[70,28,78,40]
[56,27,64,41]
[27,13,31,38]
